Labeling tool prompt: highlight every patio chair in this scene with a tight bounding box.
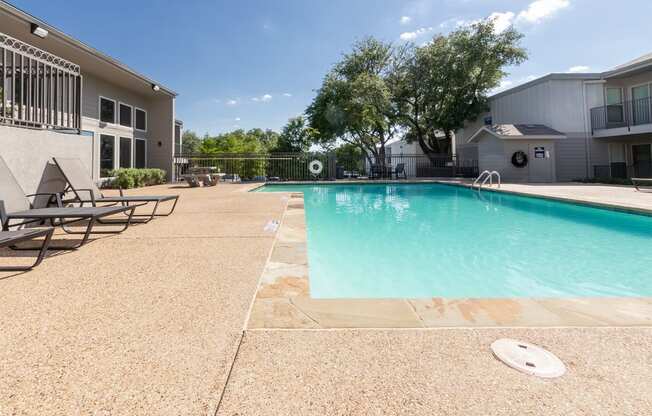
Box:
[53,158,179,223]
[198,174,219,187]
[182,174,202,187]
[370,164,383,179]
[1,156,139,249]
[393,163,407,180]
[0,227,54,271]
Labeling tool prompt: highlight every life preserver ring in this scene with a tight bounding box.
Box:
[511,151,528,168]
[308,160,323,175]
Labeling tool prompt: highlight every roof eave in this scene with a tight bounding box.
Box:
[1,1,178,97]
[489,73,602,101]
[603,60,652,79]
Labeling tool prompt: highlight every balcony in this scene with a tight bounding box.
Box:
[0,32,82,131]
[594,162,652,179]
[590,96,652,135]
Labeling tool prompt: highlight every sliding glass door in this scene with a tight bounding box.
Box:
[631,84,651,126]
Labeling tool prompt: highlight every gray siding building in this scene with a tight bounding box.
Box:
[0,2,179,194]
[458,53,652,182]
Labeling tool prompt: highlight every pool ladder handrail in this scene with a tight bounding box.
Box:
[473,170,501,191]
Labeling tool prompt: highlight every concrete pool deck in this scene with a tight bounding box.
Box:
[248,190,652,329]
[1,181,651,414]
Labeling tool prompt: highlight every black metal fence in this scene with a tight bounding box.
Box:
[593,162,652,179]
[174,153,336,181]
[590,96,652,132]
[174,152,478,181]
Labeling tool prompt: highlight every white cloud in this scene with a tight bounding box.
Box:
[283,93,292,97]
[251,94,273,103]
[488,11,515,33]
[440,0,570,36]
[568,65,590,73]
[226,99,238,106]
[400,16,411,25]
[400,26,433,41]
[516,0,570,24]
[235,117,241,121]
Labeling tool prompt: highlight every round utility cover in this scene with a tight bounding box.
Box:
[491,339,566,378]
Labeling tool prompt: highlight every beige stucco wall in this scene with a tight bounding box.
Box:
[146,98,175,181]
[0,125,94,195]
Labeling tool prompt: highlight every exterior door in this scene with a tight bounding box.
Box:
[632,144,651,178]
[528,143,554,182]
[631,85,651,125]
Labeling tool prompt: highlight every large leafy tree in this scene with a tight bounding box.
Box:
[271,116,315,153]
[199,129,268,154]
[392,20,527,156]
[181,130,202,154]
[306,38,400,165]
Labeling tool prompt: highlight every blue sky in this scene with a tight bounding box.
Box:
[12,0,652,135]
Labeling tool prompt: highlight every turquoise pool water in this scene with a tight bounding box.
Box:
[257,184,652,299]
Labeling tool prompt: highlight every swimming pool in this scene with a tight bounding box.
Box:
[257,183,652,299]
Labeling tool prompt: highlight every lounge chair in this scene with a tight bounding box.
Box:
[53,158,179,223]
[0,227,54,271]
[631,177,652,192]
[1,157,139,249]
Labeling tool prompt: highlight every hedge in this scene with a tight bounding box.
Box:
[573,177,633,186]
[106,168,167,189]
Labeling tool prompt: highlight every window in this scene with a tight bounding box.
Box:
[606,88,622,105]
[100,135,115,177]
[119,137,132,168]
[135,108,147,131]
[135,139,146,168]
[175,124,182,155]
[100,97,116,124]
[605,88,624,124]
[119,103,132,127]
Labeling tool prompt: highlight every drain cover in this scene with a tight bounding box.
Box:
[491,339,566,378]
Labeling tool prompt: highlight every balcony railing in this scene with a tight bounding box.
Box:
[0,32,82,131]
[590,96,652,132]
[593,162,652,179]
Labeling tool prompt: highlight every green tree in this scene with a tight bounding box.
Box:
[199,129,267,154]
[271,116,314,153]
[335,143,364,172]
[306,38,400,167]
[181,130,202,154]
[246,128,280,152]
[392,20,527,155]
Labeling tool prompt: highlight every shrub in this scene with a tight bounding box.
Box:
[573,177,633,186]
[107,168,167,189]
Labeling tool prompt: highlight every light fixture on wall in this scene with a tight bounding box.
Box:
[30,23,49,39]
[151,84,160,92]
